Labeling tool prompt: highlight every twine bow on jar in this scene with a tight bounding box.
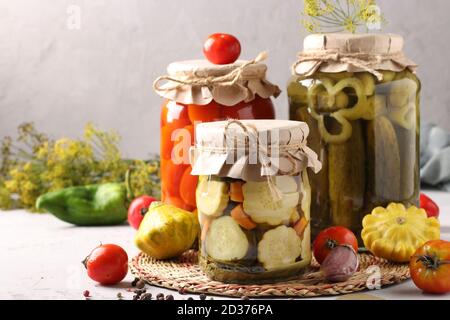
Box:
[193,119,322,202]
[293,49,408,81]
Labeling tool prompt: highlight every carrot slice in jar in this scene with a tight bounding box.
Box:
[293,217,308,239]
[231,204,257,230]
[180,166,198,207]
[230,181,244,202]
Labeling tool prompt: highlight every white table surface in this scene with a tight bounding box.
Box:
[1,190,450,300]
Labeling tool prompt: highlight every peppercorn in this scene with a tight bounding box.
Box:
[136,280,146,289]
[156,293,164,300]
[83,290,90,298]
[187,297,194,300]
[166,295,174,300]
[117,292,123,300]
[140,293,152,301]
[178,288,186,295]
[241,296,250,300]
[131,278,139,287]
[199,293,207,300]
[134,289,146,295]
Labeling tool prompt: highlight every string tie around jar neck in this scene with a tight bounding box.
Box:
[153,52,270,91]
[293,49,407,81]
[194,119,321,202]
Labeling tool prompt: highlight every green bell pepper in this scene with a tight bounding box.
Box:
[36,172,133,226]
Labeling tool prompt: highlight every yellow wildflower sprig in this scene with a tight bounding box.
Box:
[301,0,386,33]
[0,123,160,211]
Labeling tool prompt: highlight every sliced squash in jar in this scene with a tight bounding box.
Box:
[196,178,229,217]
[257,226,302,270]
[205,216,250,262]
[242,176,300,226]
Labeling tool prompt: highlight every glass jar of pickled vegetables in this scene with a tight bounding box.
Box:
[289,34,420,244]
[190,120,322,283]
[154,55,281,211]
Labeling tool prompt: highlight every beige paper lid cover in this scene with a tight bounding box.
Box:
[190,120,322,181]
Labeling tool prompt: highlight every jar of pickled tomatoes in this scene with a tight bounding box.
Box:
[154,54,281,211]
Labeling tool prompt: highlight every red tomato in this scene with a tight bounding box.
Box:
[161,159,188,197]
[164,196,194,211]
[313,226,359,264]
[163,100,190,127]
[83,244,128,285]
[420,193,440,218]
[410,240,450,294]
[203,33,241,65]
[221,95,275,120]
[179,166,198,207]
[188,101,221,123]
[127,195,157,230]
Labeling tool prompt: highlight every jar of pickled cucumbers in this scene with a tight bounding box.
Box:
[190,120,321,283]
[154,54,280,211]
[289,34,420,244]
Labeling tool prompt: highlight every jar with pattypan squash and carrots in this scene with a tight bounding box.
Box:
[288,34,420,245]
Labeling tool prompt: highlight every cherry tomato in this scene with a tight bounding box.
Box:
[164,195,194,211]
[127,195,157,230]
[161,159,188,197]
[420,193,440,218]
[221,95,275,120]
[179,166,198,207]
[313,226,359,264]
[410,240,450,294]
[163,100,190,127]
[188,101,221,123]
[203,33,241,65]
[83,244,128,285]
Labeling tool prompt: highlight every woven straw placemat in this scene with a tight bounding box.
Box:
[130,250,410,298]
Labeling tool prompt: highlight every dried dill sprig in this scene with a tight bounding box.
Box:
[0,123,160,211]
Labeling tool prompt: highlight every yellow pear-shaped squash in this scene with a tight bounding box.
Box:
[361,203,440,263]
[135,202,199,260]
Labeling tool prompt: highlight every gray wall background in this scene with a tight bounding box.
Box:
[1,0,449,159]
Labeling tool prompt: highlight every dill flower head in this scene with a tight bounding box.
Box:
[301,0,386,33]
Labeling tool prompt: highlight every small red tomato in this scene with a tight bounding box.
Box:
[420,193,440,218]
[410,240,450,294]
[83,244,128,285]
[203,33,241,65]
[313,226,359,265]
[128,195,157,230]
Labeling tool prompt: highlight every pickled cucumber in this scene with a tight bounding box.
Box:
[380,71,396,83]
[366,116,401,204]
[328,121,366,229]
[295,107,330,238]
[389,103,415,130]
[388,78,417,108]
[394,126,420,201]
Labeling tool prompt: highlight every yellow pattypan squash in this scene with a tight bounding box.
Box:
[135,202,199,260]
[361,203,440,262]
